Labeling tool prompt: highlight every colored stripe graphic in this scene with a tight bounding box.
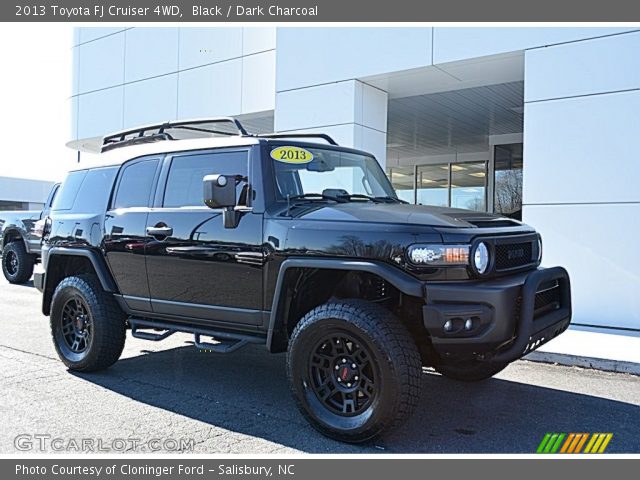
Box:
[597,434,613,453]
[584,433,599,453]
[560,433,575,453]
[573,433,589,453]
[537,433,612,453]
[537,433,566,453]
[544,434,559,453]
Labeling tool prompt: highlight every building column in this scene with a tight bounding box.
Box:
[522,32,640,331]
[274,80,388,168]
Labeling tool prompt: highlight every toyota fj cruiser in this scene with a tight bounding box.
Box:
[35,118,571,443]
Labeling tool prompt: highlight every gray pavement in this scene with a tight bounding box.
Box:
[1,276,639,454]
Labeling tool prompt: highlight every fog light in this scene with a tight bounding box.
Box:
[464,318,473,330]
[443,320,453,332]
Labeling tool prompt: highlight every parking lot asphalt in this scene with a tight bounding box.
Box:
[1,276,639,454]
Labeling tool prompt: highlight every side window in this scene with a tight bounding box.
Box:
[52,171,88,211]
[48,184,60,207]
[113,159,159,209]
[73,167,119,212]
[163,151,249,208]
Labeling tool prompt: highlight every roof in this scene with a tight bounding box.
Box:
[72,136,262,171]
[65,117,342,172]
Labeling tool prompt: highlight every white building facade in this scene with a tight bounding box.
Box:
[71,27,640,332]
[0,177,55,210]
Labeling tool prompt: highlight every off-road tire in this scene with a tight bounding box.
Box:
[435,359,509,382]
[50,274,126,372]
[287,299,422,443]
[2,241,34,284]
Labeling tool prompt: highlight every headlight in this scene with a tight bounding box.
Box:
[407,244,469,266]
[537,236,543,262]
[473,242,490,274]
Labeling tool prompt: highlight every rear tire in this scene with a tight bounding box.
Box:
[50,274,126,372]
[287,299,422,443]
[435,359,509,382]
[2,241,34,284]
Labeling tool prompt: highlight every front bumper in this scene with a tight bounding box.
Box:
[423,266,571,363]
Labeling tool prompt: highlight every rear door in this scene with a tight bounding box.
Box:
[144,148,264,329]
[104,156,162,312]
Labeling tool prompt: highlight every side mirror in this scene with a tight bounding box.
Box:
[203,174,236,209]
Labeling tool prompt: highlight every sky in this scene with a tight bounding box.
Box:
[0,25,77,182]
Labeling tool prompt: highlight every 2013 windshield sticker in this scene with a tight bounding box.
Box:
[271,146,314,164]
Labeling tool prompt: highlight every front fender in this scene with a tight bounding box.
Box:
[266,258,423,352]
[1,226,30,252]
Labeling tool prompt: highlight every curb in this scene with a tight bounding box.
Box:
[525,351,640,376]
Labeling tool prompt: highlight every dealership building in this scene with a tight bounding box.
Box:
[0,177,55,211]
[68,27,639,333]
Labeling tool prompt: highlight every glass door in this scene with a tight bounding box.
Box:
[416,164,449,206]
[387,166,415,203]
[450,162,487,211]
[493,143,523,220]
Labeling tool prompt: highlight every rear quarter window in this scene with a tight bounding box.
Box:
[53,167,118,212]
[52,170,87,211]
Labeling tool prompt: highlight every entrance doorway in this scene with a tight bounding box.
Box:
[493,143,524,220]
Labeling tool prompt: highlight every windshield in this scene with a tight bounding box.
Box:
[271,145,398,202]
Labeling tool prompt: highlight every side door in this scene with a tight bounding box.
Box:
[145,148,264,329]
[104,157,162,312]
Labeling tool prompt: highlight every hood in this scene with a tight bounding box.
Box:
[290,202,522,229]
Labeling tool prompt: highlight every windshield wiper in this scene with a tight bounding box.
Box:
[287,193,347,203]
[337,193,382,203]
[337,194,404,204]
[286,193,347,216]
[376,195,408,204]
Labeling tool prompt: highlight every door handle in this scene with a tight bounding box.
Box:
[146,226,173,238]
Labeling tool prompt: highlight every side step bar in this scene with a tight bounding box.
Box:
[128,317,265,354]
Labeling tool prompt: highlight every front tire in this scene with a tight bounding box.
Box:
[50,274,126,372]
[287,300,422,443]
[435,359,509,382]
[2,241,34,284]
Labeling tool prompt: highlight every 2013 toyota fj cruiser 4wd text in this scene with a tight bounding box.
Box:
[35,118,571,443]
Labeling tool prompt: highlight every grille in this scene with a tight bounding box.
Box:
[495,241,534,271]
[533,282,561,318]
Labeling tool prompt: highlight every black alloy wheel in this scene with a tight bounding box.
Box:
[308,332,378,417]
[1,241,35,284]
[287,300,422,443]
[5,250,18,276]
[50,274,126,372]
[60,296,93,354]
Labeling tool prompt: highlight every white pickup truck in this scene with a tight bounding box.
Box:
[0,184,59,283]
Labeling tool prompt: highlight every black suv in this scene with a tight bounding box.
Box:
[36,118,571,443]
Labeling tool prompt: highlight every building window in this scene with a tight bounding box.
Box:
[387,166,415,203]
[416,164,449,207]
[0,201,31,210]
[451,162,487,212]
[387,162,489,211]
[494,143,523,220]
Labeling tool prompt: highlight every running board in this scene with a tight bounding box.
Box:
[128,317,264,353]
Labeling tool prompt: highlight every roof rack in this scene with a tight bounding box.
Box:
[257,132,338,146]
[95,117,340,153]
[101,118,250,152]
